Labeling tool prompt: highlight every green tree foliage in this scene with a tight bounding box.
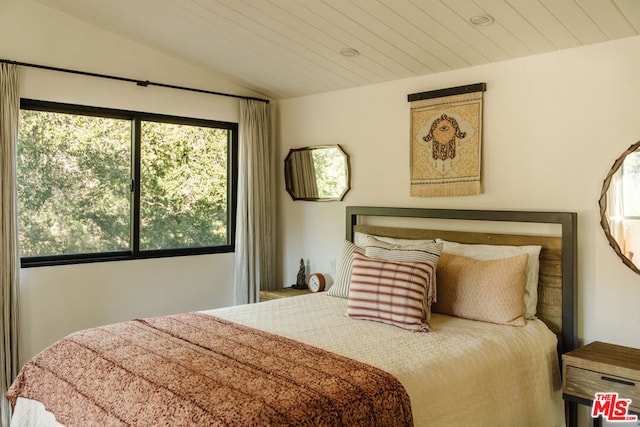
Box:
[18,110,130,256]
[17,110,229,257]
[140,121,228,250]
[312,148,347,198]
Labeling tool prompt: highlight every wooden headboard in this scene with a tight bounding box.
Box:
[345,206,578,356]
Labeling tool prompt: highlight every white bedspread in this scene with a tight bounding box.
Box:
[206,293,565,427]
[11,292,565,427]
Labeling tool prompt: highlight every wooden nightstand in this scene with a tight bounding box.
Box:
[562,341,640,426]
[259,287,310,301]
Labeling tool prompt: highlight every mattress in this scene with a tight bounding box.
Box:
[11,293,565,426]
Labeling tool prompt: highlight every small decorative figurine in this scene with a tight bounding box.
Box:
[291,258,308,289]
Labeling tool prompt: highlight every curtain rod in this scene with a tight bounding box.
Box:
[0,58,269,104]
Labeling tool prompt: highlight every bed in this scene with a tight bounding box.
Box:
[7,206,578,426]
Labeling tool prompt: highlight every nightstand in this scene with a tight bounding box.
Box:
[562,341,640,427]
[259,287,310,301]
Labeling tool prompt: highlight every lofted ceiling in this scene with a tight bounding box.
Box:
[37,0,640,100]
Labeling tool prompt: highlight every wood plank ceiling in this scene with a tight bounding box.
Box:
[37,0,640,100]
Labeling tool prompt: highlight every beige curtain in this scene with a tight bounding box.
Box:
[0,63,20,427]
[234,99,276,304]
[290,150,318,199]
[607,167,627,252]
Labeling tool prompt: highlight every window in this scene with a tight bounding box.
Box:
[17,99,237,267]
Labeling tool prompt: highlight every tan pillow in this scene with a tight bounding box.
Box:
[433,253,528,326]
[436,239,541,319]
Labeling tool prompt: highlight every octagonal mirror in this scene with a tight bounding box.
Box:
[284,145,350,201]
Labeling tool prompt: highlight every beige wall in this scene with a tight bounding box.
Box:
[1,0,266,362]
[4,0,640,393]
[277,39,640,426]
[277,36,640,351]
[3,0,640,424]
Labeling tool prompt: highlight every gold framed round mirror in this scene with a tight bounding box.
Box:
[599,141,640,275]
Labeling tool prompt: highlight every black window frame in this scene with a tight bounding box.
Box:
[18,98,238,268]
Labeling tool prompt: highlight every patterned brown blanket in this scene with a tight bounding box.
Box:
[7,312,413,426]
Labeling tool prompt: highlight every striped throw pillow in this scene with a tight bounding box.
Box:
[346,252,435,332]
[363,235,442,265]
[326,241,365,299]
[364,236,442,320]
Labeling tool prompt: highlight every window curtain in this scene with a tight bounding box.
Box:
[234,99,276,304]
[290,150,318,199]
[607,167,627,253]
[0,63,20,427]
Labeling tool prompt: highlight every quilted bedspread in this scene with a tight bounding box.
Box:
[7,312,413,426]
[208,293,566,427]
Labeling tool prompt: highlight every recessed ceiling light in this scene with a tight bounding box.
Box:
[470,14,494,26]
[340,48,359,57]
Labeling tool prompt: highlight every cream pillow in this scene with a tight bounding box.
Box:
[436,239,541,319]
[354,232,436,249]
[432,253,528,326]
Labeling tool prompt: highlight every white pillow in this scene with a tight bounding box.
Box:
[436,239,542,319]
[354,232,436,249]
